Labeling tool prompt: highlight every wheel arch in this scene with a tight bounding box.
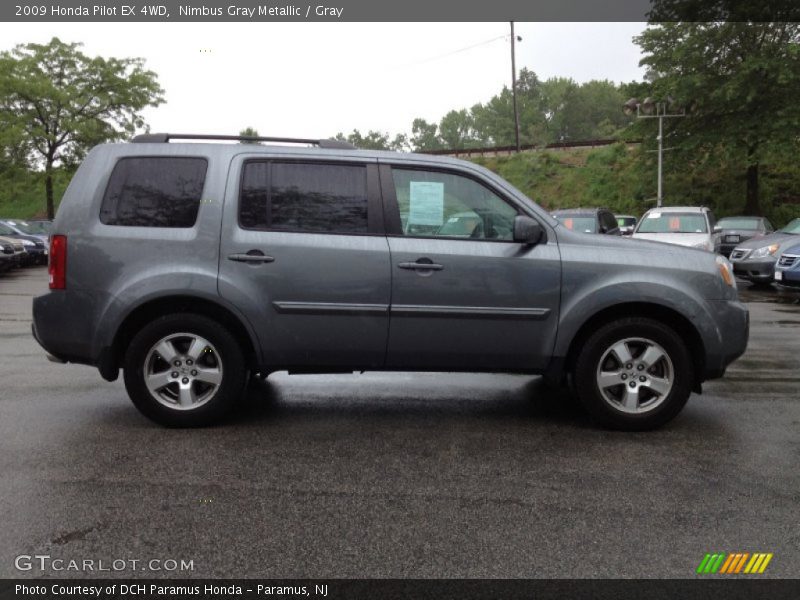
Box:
[107,295,260,379]
[562,302,706,391]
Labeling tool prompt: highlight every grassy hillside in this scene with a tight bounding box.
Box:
[0,166,72,219]
[471,143,800,227]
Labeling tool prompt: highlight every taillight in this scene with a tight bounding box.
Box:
[49,235,67,289]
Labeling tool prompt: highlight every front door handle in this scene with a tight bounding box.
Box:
[228,251,275,264]
[398,260,444,271]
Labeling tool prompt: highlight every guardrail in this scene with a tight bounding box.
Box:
[421,138,641,158]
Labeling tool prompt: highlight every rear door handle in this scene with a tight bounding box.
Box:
[228,252,275,264]
[398,261,443,271]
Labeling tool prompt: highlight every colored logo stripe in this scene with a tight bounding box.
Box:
[697,553,773,574]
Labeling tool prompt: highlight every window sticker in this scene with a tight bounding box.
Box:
[408,181,444,226]
[647,212,661,219]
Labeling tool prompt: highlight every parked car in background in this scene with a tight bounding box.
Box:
[716,216,774,258]
[775,244,800,290]
[0,238,18,272]
[551,208,621,235]
[0,218,50,244]
[0,222,47,265]
[632,206,720,252]
[774,243,800,290]
[25,219,53,236]
[0,235,26,271]
[729,218,800,286]
[615,215,637,236]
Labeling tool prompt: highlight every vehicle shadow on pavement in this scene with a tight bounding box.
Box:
[225,374,598,431]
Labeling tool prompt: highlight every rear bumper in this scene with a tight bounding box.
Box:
[32,290,104,366]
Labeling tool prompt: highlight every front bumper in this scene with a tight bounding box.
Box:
[731,258,775,283]
[775,269,800,290]
[703,300,749,380]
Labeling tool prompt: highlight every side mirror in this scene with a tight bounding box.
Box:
[513,215,544,245]
[713,225,722,234]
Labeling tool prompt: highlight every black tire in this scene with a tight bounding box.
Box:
[123,313,247,427]
[573,317,693,431]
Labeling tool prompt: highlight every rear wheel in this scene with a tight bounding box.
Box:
[123,313,246,427]
[573,317,693,431]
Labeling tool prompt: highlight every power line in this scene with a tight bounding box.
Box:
[391,34,509,69]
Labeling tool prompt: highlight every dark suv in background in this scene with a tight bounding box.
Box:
[716,216,773,258]
[551,208,621,235]
[32,133,748,431]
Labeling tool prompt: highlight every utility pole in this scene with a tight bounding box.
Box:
[657,115,663,207]
[510,21,521,152]
[624,98,685,208]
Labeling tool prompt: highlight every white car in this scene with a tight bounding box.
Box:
[632,206,721,252]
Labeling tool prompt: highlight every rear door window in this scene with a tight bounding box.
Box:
[100,157,207,227]
[239,162,369,234]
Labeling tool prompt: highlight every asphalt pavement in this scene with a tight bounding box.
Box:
[0,267,798,578]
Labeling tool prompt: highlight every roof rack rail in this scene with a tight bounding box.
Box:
[130,133,356,149]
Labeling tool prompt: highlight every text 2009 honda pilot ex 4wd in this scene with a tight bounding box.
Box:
[32,133,749,430]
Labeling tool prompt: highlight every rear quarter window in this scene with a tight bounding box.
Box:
[100,157,208,227]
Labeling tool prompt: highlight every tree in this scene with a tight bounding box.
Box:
[238,126,261,143]
[409,118,443,152]
[635,21,800,214]
[438,109,477,150]
[0,37,165,218]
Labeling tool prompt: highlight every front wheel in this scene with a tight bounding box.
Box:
[573,317,694,431]
[123,313,247,427]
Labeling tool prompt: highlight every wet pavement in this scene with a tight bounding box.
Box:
[0,267,798,578]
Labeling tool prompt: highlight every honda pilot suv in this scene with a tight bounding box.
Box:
[32,134,749,430]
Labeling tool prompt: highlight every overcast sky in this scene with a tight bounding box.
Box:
[0,22,646,138]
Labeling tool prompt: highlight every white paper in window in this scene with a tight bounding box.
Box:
[408,181,444,226]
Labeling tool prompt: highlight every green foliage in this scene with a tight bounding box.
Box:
[0,165,74,218]
[634,21,800,214]
[410,119,443,151]
[0,37,165,217]
[415,69,634,151]
[238,126,261,143]
[334,129,408,151]
[470,143,800,228]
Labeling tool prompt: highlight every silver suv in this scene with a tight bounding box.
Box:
[32,134,749,430]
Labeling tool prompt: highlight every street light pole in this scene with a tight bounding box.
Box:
[510,21,521,152]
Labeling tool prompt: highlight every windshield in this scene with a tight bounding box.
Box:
[717,217,760,230]
[436,213,482,237]
[4,220,45,235]
[636,212,708,234]
[0,224,15,236]
[554,215,597,233]
[778,218,800,234]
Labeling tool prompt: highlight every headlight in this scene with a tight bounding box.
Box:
[20,239,34,247]
[750,244,779,259]
[716,255,736,289]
